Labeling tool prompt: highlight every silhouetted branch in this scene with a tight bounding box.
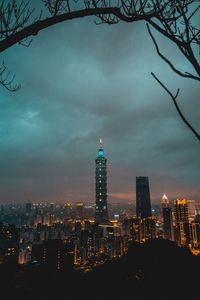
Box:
[18,37,32,47]
[0,7,119,52]
[146,23,200,82]
[151,72,200,142]
[0,63,21,91]
[1,1,199,69]
[0,1,35,40]
[1,1,191,52]
[0,1,199,76]
[0,0,199,144]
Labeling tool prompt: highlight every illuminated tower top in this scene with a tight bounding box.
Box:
[98,138,104,157]
[162,194,174,241]
[162,194,169,207]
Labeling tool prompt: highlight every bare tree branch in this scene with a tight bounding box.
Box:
[0,0,199,142]
[0,63,21,91]
[151,72,200,142]
[146,23,200,81]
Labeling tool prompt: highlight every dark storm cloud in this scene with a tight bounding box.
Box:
[0,4,199,203]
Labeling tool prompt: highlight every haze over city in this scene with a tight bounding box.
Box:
[1,1,199,204]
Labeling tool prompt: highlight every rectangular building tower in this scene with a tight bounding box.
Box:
[174,199,190,246]
[162,194,174,240]
[136,176,152,219]
[95,139,109,224]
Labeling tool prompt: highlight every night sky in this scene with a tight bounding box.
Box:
[0,2,199,204]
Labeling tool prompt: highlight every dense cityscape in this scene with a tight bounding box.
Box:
[0,1,199,299]
[0,140,199,276]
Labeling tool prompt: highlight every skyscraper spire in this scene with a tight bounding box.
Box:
[162,193,169,206]
[98,138,104,157]
[99,138,103,149]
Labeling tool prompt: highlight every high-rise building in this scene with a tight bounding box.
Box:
[129,217,141,242]
[76,202,84,219]
[162,194,174,240]
[187,200,196,220]
[136,176,152,219]
[0,222,19,264]
[64,203,72,218]
[31,239,74,271]
[95,139,109,224]
[25,202,32,214]
[174,199,189,223]
[190,221,200,250]
[174,199,190,246]
[141,217,156,240]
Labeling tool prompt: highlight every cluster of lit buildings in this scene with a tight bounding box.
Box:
[0,139,199,271]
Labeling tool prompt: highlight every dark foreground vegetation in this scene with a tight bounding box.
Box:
[0,239,199,300]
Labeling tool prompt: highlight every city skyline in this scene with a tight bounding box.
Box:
[0,2,199,299]
[0,136,198,204]
[1,4,199,204]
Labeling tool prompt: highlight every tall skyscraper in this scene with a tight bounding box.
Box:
[95,139,109,224]
[136,176,152,219]
[174,199,189,223]
[162,194,174,240]
[174,199,190,246]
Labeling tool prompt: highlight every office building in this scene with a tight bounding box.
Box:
[136,176,152,219]
[141,217,156,240]
[129,217,141,242]
[162,194,174,240]
[190,221,200,249]
[174,199,190,246]
[0,222,19,264]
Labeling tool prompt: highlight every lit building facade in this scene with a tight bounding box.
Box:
[141,217,156,240]
[95,139,109,224]
[64,203,72,218]
[129,217,141,242]
[190,221,200,249]
[174,199,190,246]
[0,223,19,264]
[162,194,174,240]
[31,239,74,271]
[76,202,84,219]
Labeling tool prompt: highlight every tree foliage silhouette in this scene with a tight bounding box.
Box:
[0,239,199,300]
[0,0,199,140]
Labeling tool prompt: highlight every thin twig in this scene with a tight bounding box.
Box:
[151,72,200,142]
[147,23,200,81]
[0,63,21,91]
